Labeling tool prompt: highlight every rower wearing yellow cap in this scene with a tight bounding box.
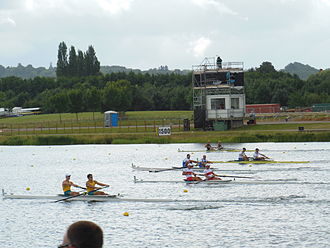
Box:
[62,174,85,196]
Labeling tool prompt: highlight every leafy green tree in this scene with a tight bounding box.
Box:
[68,46,78,77]
[271,88,288,105]
[256,61,276,74]
[169,86,189,110]
[102,80,132,112]
[14,92,30,106]
[48,90,69,121]
[85,45,100,76]
[67,88,84,120]
[77,50,85,77]
[303,93,323,106]
[84,87,101,119]
[56,42,68,77]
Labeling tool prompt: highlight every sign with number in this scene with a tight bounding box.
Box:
[158,126,171,136]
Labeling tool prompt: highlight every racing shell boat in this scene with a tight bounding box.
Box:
[131,163,254,173]
[212,160,310,164]
[2,189,253,203]
[1,190,188,203]
[133,176,233,184]
[133,177,314,185]
[177,148,254,153]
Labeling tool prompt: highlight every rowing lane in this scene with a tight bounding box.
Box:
[0,142,329,248]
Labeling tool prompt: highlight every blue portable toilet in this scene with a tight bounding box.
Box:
[104,111,118,127]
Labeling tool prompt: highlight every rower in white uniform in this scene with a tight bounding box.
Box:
[202,164,222,180]
[253,148,269,161]
[182,163,202,181]
[238,148,249,161]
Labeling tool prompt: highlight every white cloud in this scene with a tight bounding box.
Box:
[320,0,330,5]
[189,37,212,57]
[0,17,16,26]
[191,0,238,15]
[1,0,330,70]
[97,0,133,15]
[23,0,133,15]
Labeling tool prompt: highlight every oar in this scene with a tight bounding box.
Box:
[149,167,185,173]
[54,186,109,203]
[217,174,257,179]
[196,173,256,179]
[193,178,208,184]
[260,153,271,159]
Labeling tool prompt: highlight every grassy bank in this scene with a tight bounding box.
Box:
[1,130,330,145]
[1,111,330,145]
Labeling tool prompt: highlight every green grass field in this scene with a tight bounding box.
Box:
[0,111,192,125]
[1,111,330,145]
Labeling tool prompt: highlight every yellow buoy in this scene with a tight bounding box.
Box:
[183,189,188,193]
[123,212,129,216]
[26,187,30,191]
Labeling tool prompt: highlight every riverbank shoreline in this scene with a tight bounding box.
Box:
[1,129,330,145]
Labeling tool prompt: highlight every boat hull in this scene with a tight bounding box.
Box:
[2,194,182,202]
[133,177,232,184]
[178,148,252,153]
[132,164,257,173]
[133,177,319,185]
[213,160,310,164]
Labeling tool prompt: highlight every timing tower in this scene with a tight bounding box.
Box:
[192,56,245,130]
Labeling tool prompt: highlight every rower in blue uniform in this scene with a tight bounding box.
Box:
[182,154,197,167]
[197,155,213,168]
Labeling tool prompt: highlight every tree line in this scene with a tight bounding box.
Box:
[0,60,329,114]
[56,42,100,77]
[245,62,330,107]
[0,72,192,114]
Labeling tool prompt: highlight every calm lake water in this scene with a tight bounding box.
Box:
[0,142,329,248]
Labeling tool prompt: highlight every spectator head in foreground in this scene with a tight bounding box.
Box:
[59,221,103,248]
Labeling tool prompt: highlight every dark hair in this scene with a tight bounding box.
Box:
[67,221,103,248]
[87,174,92,179]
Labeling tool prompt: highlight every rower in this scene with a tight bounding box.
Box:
[62,174,85,196]
[204,142,213,151]
[216,140,224,150]
[253,148,269,161]
[182,154,197,167]
[86,174,109,195]
[182,163,202,181]
[238,148,249,161]
[197,155,213,168]
[203,164,222,180]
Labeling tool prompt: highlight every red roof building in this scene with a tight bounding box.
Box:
[246,104,281,113]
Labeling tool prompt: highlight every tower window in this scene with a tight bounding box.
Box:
[231,98,239,109]
[211,98,225,110]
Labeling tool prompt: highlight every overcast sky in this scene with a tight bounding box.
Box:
[0,0,329,70]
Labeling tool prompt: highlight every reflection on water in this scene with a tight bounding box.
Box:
[0,142,329,248]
